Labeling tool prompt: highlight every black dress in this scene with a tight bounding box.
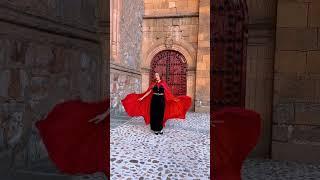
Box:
[150,84,165,131]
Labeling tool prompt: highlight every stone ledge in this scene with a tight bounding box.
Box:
[0,5,99,43]
[110,63,142,76]
[143,12,199,19]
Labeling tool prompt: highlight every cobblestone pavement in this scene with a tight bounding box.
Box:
[110,113,210,179]
[71,112,320,180]
[242,159,320,180]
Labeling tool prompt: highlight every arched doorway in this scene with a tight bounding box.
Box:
[150,50,187,96]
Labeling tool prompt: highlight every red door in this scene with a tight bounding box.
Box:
[150,50,187,96]
[211,0,248,110]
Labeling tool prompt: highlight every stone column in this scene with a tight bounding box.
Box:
[195,0,210,112]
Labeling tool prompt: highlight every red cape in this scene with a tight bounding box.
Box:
[212,107,261,180]
[121,80,192,126]
[35,98,109,176]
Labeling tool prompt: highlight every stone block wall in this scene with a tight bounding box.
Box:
[142,0,210,112]
[195,0,210,112]
[272,0,320,163]
[110,0,144,118]
[241,0,278,157]
[144,0,199,15]
[0,0,104,172]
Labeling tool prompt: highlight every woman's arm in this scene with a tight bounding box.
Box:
[138,89,152,101]
[88,108,110,124]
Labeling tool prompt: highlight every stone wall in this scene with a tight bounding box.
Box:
[144,0,199,15]
[195,0,210,112]
[0,0,103,172]
[110,0,144,118]
[245,0,278,157]
[142,0,210,112]
[272,0,320,163]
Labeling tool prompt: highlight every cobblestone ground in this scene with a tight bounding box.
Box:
[71,112,320,180]
[242,159,320,180]
[110,113,210,179]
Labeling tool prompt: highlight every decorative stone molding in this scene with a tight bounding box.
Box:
[144,39,196,70]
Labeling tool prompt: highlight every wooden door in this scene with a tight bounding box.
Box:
[150,50,187,96]
[211,0,248,110]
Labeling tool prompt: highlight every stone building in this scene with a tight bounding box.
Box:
[110,0,210,118]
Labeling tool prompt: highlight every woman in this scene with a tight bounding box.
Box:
[35,98,109,176]
[121,72,192,135]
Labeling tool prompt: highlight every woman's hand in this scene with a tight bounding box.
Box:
[174,98,179,102]
[88,109,109,124]
[138,97,144,101]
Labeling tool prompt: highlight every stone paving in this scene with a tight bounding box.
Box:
[242,159,320,180]
[20,112,320,180]
[110,113,210,179]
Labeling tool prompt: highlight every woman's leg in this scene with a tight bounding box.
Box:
[158,97,165,133]
[150,96,165,132]
[150,96,158,132]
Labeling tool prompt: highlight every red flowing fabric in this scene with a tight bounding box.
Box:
[35,98,109,175]
[121,80,191,126]
[212,107,261,180]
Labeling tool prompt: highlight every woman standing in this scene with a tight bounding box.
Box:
[121,72,191,134]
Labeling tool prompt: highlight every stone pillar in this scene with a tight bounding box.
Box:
[195,0,210,112]
[245,0,278,158]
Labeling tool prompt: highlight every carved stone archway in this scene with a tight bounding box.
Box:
[144,39,196,69]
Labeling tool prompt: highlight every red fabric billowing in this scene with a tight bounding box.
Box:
[35,98,109,175]
[121,80,191,126]
[212,107,261,180]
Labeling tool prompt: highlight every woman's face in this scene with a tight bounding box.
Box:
[155,73,160,81]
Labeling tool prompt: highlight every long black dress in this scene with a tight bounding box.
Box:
[150,84,165,131]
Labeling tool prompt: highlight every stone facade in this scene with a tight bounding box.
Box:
[142,0,210,112]
[243,0,278,157]
[110,0,144,118]
[195,0,210,112]
[0,0,105,174]
[271,1,320,162]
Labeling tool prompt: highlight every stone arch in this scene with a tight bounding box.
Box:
[143,39,196,70]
